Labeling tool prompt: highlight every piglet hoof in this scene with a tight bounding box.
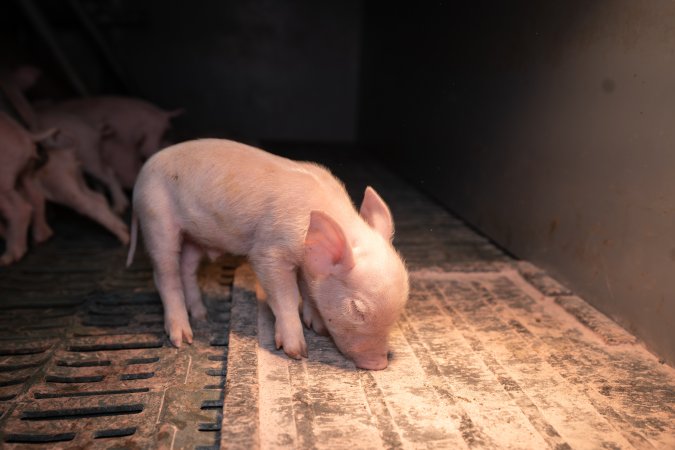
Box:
[0,247,25,266]
[275,331,308,359]
[0,252,16,266]
[117,230,130,246]
[165,320,193,348]
[33,226,54,244]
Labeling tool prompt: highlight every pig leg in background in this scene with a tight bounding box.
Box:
[33,107,130,214]
[101,166,128,214]
[19,175,53,243]
[250,254,308,359]
[38,148,129,245]
[179,240,208,321]
[82,160,129,214]
[60,132,129,214]
[0,190,33,265]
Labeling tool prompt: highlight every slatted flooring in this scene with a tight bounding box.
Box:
[0,211,238,448]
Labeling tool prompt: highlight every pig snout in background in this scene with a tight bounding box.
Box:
[56,97,184,189]
[127,139,409,370]
[0,111,56,265]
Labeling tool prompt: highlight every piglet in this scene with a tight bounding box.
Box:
[0,111,55,265]
[35,106,129,214]
[56,96,183,188]
[127,139,409,370]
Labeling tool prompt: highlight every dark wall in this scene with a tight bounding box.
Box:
[1,0,363,141]
[360,1,675,364]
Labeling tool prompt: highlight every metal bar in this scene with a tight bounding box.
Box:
[66,0,135,94]
[14,0,90,96]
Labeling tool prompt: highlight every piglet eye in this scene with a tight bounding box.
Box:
[347,299,367,323]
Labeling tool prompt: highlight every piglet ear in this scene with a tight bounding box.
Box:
[304,211,354,277]
[359,186,394,240]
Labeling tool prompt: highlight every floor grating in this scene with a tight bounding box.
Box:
[0,216,237,448]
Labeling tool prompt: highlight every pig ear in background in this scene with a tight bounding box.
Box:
[98,122,116,138]
[165,108,185,119]
[30,127,59,143]
[304,211,355,277]
[359,186,394,240]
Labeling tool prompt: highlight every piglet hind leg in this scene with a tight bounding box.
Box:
[252,255,307,359]
[135,188,193,348]
[154,263,194,347]
[180,240,208,322]
[146,231,193,347]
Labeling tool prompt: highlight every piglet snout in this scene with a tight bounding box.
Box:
[353,354,389,370]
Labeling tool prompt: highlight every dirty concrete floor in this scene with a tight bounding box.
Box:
[1,152,675,449]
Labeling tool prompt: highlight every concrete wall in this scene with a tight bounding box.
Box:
[360,1,675,364]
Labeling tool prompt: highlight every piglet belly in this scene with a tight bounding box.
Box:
[177,203,255,257]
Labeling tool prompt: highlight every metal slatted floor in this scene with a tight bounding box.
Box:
[0,210,238,448]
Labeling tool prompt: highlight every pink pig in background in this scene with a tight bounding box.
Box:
[57,97,183,189]
[34,146,130,245]
[0,111,55,265]
[35,107,130,214]
[127,139,409,370]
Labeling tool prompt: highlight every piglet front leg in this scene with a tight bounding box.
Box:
[252,253,307,359]
[299,274,328,336]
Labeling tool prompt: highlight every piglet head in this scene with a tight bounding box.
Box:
[302,187,409,370]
